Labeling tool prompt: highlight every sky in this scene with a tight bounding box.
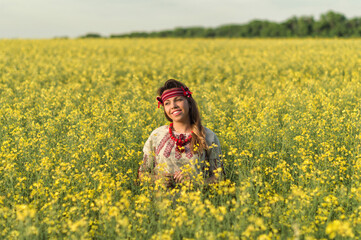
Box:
[0,0,360,39]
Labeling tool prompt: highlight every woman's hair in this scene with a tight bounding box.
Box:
[158,79,208,154]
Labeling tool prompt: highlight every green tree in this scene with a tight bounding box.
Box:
[260,21,288,37]
[80,33,102,38]
[246,20,265,37]
[314,11,347,37]
[107,10,358,38]
[283,16,298,36]
[296,16,314,37]
[215,24,243,37]
[173,27,187,37]
[185,27,206,37]
[203,28,216,38]
[346,17,361,36]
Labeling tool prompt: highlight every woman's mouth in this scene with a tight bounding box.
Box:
[172,110,182,116]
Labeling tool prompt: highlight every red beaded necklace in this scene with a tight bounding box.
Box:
[169,123,193,153]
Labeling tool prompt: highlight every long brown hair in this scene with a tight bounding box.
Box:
[157,79,208,154]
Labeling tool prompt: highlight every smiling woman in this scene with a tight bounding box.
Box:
[138,79,224,189]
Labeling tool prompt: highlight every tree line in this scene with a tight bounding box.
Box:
[80,11,361,38]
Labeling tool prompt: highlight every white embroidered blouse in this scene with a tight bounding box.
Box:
[138,125,223,180]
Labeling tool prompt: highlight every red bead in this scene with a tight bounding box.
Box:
[169,123,192,153]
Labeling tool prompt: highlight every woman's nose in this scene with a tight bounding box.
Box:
[171,101,178,108]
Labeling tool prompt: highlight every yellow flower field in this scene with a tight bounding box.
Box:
[0,38,360,239]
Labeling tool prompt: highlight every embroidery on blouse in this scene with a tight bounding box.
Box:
[175,146,182,159]
[153,147,157,168]
[163,139,175,158]
[156,134,171,155]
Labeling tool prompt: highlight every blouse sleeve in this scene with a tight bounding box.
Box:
[206,133,224,178]
[138,135,156,174]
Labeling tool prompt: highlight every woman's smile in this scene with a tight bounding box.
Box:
[172,110,182,116]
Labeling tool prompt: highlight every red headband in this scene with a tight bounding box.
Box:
[156,86,192,108]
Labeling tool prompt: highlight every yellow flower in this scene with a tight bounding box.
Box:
[326,220,354,239]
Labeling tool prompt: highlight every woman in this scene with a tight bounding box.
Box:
[138,79,224,189]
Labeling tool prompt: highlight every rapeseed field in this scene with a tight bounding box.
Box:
[0,38,360,239]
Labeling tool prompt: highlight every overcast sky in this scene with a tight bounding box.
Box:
[0,0,360,39]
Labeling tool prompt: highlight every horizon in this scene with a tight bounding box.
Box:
[1,0,360,39]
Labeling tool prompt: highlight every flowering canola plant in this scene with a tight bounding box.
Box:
[0,38,360,239]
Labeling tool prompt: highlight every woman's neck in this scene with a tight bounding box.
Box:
[172,121,192,134]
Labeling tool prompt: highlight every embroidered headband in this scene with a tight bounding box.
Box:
[156,86,192,108]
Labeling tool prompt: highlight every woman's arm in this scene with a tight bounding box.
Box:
[205,132,224,184]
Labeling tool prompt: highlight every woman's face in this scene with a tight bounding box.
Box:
[163,94,190,124]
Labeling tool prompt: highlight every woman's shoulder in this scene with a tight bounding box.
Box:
[144,125,168,147]
[149,125,169,137]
